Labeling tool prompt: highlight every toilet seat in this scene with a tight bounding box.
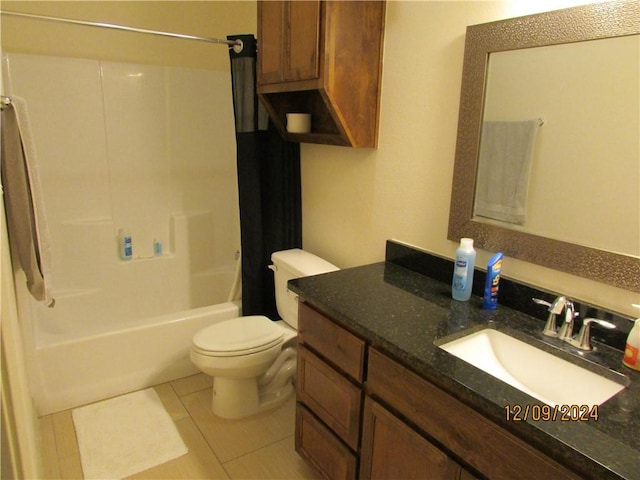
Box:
[192,315,284,357]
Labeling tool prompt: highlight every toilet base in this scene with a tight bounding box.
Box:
[210,376,294,419]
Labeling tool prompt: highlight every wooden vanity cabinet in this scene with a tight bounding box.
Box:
[365,348,580,480]
[295,303,581,480]
[257,1,385,147]
[296,301,365,479]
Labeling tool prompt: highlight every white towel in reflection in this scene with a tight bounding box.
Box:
[474,120,539,225]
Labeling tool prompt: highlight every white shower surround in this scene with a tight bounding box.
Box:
[3,53,240,414]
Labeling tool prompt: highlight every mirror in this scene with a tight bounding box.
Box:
[448,0,640,292]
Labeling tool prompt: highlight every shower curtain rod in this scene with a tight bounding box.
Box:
[0,10,243,52]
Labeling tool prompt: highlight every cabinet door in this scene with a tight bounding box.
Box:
[285,0,320,82]
[360,398,461,480]
[257,1,285,84]
[258,1,320,85]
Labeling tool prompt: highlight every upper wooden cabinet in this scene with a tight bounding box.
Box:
[258,1,320,84]
[257,1,386,147]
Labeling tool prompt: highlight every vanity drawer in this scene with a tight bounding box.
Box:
[297,345,362,450]
[298,301,365,382]
[295,404,357,480]
[366,348,580,480]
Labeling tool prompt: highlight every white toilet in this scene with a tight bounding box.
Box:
[190,248,338,419]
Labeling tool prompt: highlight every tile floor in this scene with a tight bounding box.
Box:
[39,373,322,479]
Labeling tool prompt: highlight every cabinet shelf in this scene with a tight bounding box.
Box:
[260,89,350,146]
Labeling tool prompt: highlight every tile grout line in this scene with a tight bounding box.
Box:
[170,379,299,479]
[170,379,235,478]
[221,433,297,465]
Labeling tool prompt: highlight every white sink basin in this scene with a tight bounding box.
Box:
[439,328,626,407]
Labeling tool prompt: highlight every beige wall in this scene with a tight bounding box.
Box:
[300,0,639,317]
[1,1,256,70]
[2,1,637,315]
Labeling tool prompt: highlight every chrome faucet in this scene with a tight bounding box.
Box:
[533,297,617,351]
[533,296,569,337]
[557,300,577,341]
[569,318,616,351]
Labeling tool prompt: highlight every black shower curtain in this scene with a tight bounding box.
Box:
[228,35,302,319]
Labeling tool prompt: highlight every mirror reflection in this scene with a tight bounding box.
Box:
[448,0,640,292]
[474,36,639,257]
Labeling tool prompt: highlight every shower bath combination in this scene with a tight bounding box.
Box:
[2,12,243,413]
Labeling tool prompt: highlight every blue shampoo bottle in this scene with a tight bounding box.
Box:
[452,238,476,301]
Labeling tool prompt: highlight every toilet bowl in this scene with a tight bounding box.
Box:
[190,249,338,419]
[191,316,297,419]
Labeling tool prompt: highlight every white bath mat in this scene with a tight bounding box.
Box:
[72,388,188,479]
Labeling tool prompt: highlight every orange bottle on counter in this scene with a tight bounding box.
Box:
[623,318,640,371]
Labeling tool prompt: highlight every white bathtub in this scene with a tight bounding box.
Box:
[33,301,240,415]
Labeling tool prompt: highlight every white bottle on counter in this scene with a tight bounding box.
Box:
[452,238,476,301]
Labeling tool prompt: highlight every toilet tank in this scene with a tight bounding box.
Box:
[270,249,339,329]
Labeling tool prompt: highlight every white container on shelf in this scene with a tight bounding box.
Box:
[286,113,311,133]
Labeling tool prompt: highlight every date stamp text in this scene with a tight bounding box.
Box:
[505,404,599,422]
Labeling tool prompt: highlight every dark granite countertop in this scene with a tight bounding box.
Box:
[288,244,640,480]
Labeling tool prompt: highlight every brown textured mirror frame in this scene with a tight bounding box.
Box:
[448,0,640,293]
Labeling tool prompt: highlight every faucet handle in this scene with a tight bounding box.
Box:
[532,296,566,313]
[533,298,556,335]
[532,298,552,308]
[533,296,566,336]
[569,318,616,351]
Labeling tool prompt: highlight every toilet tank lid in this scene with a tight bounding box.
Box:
[271,249,339,277]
